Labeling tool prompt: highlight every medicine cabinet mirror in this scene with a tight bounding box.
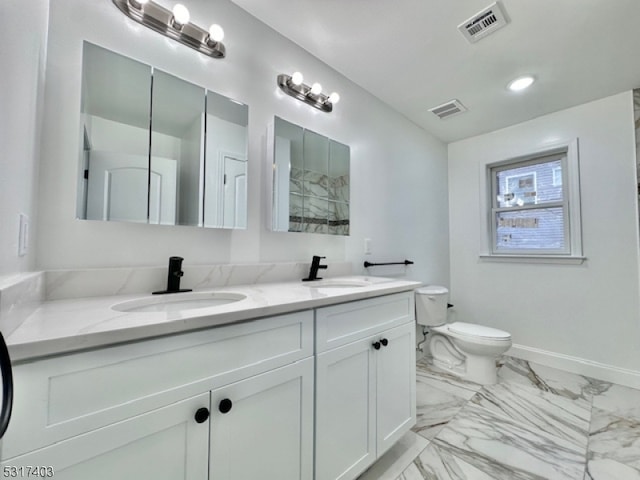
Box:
[271,117,350,235]
[78,42,248,229]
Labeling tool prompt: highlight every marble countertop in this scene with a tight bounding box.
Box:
[7,276,421,362]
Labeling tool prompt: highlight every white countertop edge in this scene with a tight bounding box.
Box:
[8,276,422,362]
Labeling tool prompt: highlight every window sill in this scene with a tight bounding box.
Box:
[479,254,586,265]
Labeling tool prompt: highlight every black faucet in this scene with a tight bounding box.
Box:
[153,256,193,294]
[302,256,327,281]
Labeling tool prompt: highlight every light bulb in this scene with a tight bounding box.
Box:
[208,24,224,43]
[130,0,149,8]
[172,4,190,26]
[290,72,304,86]
[508,75,535,92]
[328,92,340,104]
[310,83,322,95]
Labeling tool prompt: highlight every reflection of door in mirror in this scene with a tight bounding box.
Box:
[80,43,153,223]
[151,70,205,227]
[86,152,176,224]
[222,156,247,228]
[204,91,249,229]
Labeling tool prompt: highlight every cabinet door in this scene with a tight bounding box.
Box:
[315,337,377,480]
[1,394,209,480]
[209,357,314,480]
[376,322,416,455]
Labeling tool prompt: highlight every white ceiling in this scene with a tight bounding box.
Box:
[230,0,640,143]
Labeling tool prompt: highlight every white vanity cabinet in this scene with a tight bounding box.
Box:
[315,292,416,480]
[209,358,314,480]
[3,393,211,480]
[1,310,314,480]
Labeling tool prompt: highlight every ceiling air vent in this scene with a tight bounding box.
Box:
[429,99,467,120]
[458,1,509,44]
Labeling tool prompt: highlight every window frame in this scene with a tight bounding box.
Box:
[480,139,584,264]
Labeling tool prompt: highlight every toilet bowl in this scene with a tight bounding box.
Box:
[415,286,511,385]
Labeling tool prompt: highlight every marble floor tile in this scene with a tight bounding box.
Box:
[498,356,611,402]
[591,384,640,419]
[470,381,591,449]
[412,381,469,441]
[357,431,429,480]
[395,442,497,480]
[433,403,586,480]
[416,358,482,397]
[585,458,640,480]
[412,359,483,441]
[587,406,640,476]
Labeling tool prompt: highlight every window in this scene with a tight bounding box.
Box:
[483,140,583,262]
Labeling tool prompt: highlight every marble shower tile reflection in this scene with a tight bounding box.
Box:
[471,381,591,448]
[498,356,611,402]
[289,166,303,194]
[303,170,329,197]
[433,403,586,480]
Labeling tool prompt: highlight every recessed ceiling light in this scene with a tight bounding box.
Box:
[508,75,535,92]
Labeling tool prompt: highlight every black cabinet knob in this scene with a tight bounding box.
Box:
[380,338,388,347]
[372,341,381,350]
[194,407,210,424]
[219,398,233,414]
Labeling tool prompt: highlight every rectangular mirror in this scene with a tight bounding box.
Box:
[80,42,153,223]
[204,91,249,229]
[78,42,249,229]
[271,117,350,235]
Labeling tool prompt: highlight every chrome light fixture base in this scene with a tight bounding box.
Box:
[277,74,334,113]
[113,0,226,59]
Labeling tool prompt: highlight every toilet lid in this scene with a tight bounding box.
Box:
[448,322,511,340]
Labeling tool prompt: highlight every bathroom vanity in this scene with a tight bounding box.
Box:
[2,276,418,480]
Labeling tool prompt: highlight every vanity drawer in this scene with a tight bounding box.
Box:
[3,310,313,460]
[315,292,414,353]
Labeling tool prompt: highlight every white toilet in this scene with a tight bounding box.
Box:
[415,286,511,385]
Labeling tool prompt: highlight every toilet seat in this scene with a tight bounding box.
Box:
[446,322,511,340]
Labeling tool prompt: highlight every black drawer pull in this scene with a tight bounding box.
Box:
[219,398,233,414]
[372,341,381,350]
[194,407,210,424]
[380,338,388,347]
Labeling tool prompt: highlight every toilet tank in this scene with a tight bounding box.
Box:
[415,286,449,327]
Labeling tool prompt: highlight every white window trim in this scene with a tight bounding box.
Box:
[478,138,585,264]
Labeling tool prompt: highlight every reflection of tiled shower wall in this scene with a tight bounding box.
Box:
[289,167,350,235]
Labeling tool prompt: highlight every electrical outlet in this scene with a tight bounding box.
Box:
[18,213,29,256]
[364,238,372,255]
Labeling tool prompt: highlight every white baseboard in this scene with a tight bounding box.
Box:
[508,344,640,390]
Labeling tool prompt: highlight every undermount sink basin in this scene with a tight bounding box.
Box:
[112,292,247,313]
[303,278,372,288]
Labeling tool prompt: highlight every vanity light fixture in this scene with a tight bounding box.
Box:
[277,72,340,113]
[112,0,226,59]
[507,75,535,92]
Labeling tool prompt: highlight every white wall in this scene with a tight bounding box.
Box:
[32,0,448,282]
[35,0,449,287]
[0,0,49,278]
[448,92,640,375]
